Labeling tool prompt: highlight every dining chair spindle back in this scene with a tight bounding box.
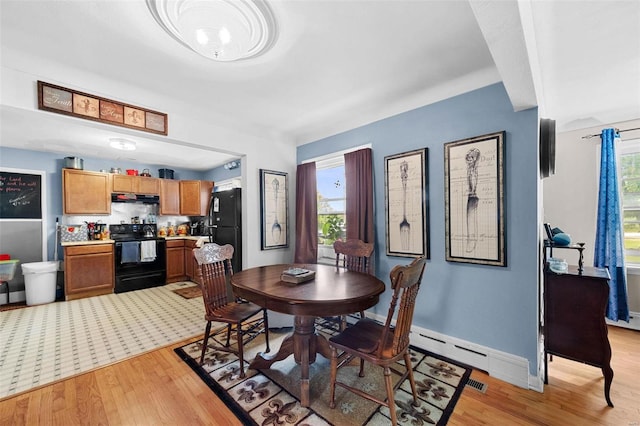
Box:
[328,256,427,426]
[318,239,375,332]
[193,243,270,377]
[334,238,374,274]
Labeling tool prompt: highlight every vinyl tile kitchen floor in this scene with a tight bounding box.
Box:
[0,282,205,400]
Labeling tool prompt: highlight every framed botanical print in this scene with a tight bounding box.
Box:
[260,169,289,250]
[444,131,506,266]
[385,148,429,258]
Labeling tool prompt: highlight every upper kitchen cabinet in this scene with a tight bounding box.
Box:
[63,169,111,214]
[138,176,160,194]
[112,174,160,195]
[159,179,180,215]
[179,180,213,216]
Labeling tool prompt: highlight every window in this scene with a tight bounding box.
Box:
[619,138,640,266]
[305,143,371,264]
[316,156,345,264]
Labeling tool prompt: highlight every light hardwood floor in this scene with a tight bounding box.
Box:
[1,326,638,425]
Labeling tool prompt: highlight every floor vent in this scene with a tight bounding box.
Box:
[466,378,488,393]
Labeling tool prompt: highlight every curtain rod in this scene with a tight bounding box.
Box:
[582,127,640,139]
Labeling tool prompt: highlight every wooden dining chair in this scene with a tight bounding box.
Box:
[328,256,426,426]
[193,243,270,378]
[317,239,375,333]
[334,238,374,275]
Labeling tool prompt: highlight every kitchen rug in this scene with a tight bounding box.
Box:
[0,282,206,400]
[175,331,471,425]
[172,284,202,299]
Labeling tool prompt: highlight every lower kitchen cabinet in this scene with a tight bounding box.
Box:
[64,243,114,300]
[166,239,186,283]
[185,240,199,284]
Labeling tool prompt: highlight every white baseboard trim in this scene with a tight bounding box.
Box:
[410,325,531,390]
[606,311,640,331]
[367,313,537,391]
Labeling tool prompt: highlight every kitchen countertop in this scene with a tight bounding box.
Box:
[60,236,209,246]
[61,239,115,247]
[164,236,210,248]
[163,235,208,241]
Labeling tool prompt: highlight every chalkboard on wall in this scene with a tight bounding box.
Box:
[0,171,42,219]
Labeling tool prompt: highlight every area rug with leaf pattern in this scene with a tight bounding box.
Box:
[174,327,471,425]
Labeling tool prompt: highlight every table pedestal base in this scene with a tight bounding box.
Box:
[250,315,331,407]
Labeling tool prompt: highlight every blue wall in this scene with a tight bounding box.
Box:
[0,147,209,260]
[298,83,540,374]
[204,161,241,184]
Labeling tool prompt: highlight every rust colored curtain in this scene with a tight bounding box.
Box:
[345,148,374,244]
[294,162,318,263]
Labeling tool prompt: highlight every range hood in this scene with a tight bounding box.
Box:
[111,193,160,204]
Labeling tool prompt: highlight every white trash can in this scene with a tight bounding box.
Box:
[22,261,58,306]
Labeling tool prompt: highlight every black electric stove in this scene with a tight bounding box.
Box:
[109,223,159,241]
[109,224,166,293]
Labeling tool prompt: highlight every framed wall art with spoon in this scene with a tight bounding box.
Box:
[444,131,506,266]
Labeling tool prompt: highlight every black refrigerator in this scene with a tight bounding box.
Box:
[207,188,242,272]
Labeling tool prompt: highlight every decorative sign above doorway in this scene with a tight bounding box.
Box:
[37,81,168,136]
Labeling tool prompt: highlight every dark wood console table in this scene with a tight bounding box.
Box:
[543,264,614,407]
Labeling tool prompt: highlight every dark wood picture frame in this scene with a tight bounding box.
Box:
[37,81,168,136]
[384,148,430,258]
[444,131,506,266]
[260,169,289,250]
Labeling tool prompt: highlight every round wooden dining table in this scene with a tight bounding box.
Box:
[230,263,385,407]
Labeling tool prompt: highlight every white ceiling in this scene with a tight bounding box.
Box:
[1,0,639,170]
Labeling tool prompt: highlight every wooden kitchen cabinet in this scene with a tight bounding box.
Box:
[179,180,213,215]
[63,169,111,214]
[166,239,186,283]
[199,181,214,215]
[137,176,160,194]
[543,265,614,407]
[184,239,199,284]
[64,243,114,300]
[159,179,180,215]
[111,174,136,193]
[112,174,159,195]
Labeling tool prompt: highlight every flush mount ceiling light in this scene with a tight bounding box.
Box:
[224,160,240,169]
[147,0,277,62]
[109,138,137,151]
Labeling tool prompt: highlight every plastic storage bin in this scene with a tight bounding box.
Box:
[22,261,58,306]
[1,259,20,305]
[0,259,19,281]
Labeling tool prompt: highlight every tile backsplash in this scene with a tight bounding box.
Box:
[63,203,192,231]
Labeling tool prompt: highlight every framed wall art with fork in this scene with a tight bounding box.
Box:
[260,169,289,250]
[444,131,506,266]
[384,148,429,258]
